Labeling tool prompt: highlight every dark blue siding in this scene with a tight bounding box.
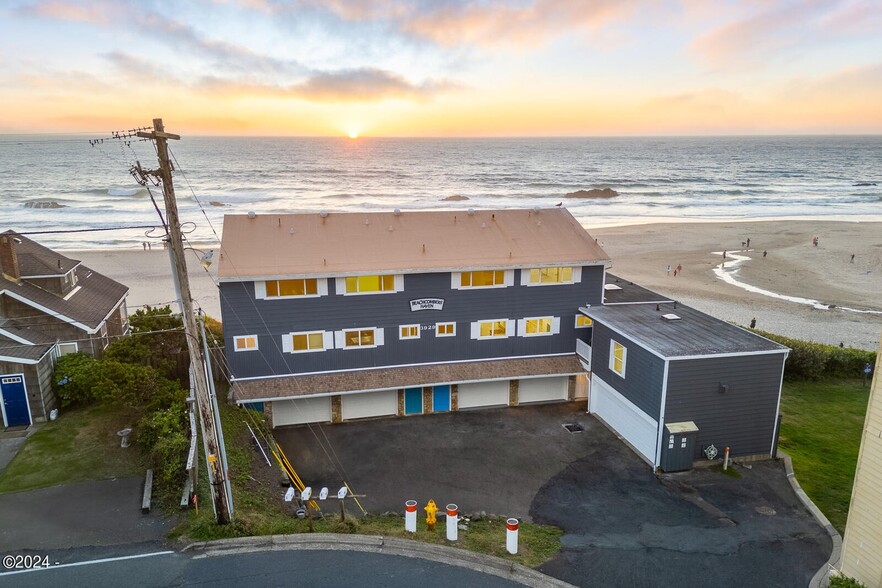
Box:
[221,266,603,378]
[590,321,665,419]
[665,353,786,458]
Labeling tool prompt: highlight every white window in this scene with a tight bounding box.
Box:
[609,340,627,377]
[255,278,327,299]
[575,315,593,328]
[57,342,78,356]
[471,319,514,340]
[336,275,403,296]
[521,266,582,286]
[452,270,514,290]
[283,331,333,354]
[334,327,385,349]
[234,335,259,352]
[100,324,109,349]
[436,322,456,337]
[399,324,420,340]
[517,316,560,337]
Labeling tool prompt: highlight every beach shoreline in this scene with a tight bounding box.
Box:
[65,219,882,351]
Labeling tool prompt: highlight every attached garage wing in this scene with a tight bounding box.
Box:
[273,396,331,427]
[458,380,509,409]
[518,376,568,404]
[342,390,398,420]
[589,375,658,464]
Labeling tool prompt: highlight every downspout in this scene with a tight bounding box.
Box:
[654,359,670,469]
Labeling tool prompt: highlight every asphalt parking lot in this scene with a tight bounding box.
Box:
[276,403,831,587]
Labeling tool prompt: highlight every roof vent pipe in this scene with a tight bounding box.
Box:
[674,300,678,309]
[655,304,660,311]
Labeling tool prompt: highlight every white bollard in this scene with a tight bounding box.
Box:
[446,504,458,541]
[405,500,417,533]
[506,518,519,554]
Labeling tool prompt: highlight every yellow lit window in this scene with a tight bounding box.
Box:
[611,340,626,376]
[436,323,456,336]
[576,315,593,328]
[529,267,574,284]
[345,275,395,294]
[400,325,419,339]
[234,335,258,351]
[292,332,325,352]
[461,270,505,287]
[345,329,376,347]
[479,320,507,338]
[526,318,552,334]
[266,279,318,297]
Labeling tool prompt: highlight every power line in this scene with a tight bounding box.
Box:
[17,225,161,236]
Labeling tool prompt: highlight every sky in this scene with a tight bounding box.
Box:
[0,0,881,136]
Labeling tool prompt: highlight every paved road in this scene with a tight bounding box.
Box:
[0,548,521,587]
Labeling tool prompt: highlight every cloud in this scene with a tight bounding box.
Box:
[307,0,638,48]
[17,0,114,24]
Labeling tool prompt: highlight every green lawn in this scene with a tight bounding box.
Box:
[778,379,868,533]
[0,403,143,494]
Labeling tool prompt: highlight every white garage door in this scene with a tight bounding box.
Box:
[519,377,568,404]
[458,380,509,409]
[589,375,658,464]
[272,396,331,427]
[342,390,398,420]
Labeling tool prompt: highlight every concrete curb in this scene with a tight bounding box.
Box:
[184,533,574,587]
[778,451,842,588]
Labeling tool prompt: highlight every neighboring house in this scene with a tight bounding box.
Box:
[582,290,789,470]
[840,341,882,587]
[0,231,129,427]
[219,208,607,427]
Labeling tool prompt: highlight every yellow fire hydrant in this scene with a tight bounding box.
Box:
[425,500,438,531]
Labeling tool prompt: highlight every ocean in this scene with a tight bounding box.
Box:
[1,135,880,250]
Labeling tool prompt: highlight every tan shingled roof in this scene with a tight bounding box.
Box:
[218,208,608,280]
[231,354,584,402]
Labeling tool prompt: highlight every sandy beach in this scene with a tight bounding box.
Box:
[66,220,882,351]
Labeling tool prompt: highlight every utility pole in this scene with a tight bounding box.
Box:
[136,118,231,524]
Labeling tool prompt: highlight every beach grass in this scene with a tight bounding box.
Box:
[778,378,868,533]
[172,402,562,568]
[0,403,143,494]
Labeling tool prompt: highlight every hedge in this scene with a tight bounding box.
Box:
[752,330,876,381]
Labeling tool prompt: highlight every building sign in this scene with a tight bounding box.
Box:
[410,298,445,312]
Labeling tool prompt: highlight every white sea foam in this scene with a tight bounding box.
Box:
[712,251,882,315]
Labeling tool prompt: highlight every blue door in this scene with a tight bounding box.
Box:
[1,375,31,427]
[404,388,423,415]
[433,385,451,412]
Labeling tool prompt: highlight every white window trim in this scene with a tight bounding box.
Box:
[575,314,593,328]
[435,322,457,337]
[255,279,327,300]
[284,330,331,354]
[521,266,582,286]
[399,324,421,340]
[336,275,403,296]
[609,339,627,378]
[472,318,514,340]
[233,335,259,352]
[336,327,384,349]
[519,316,558,337]
[57,342,78,356]
[451,270,514,290]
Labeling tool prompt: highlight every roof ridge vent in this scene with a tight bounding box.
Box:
[661,313,682,321]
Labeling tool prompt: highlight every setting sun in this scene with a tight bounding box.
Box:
[348,130,359,139]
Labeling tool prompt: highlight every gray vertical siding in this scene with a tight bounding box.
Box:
[221,266,603,379]
[665,353,786,458]
[590,321,665,420]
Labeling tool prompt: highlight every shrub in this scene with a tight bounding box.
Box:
[829,575,866,588]
[138,399,189,490]
[53,353,102,406]
[752,330,876,381]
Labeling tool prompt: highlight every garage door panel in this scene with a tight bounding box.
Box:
[589,375,657,463]
[519,377,568,404]
[342,390,398,420]
[273,397,331,427]
[458,380,509,409]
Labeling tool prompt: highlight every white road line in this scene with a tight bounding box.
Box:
[0,550,175,576]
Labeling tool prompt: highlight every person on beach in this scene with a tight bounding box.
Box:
[850,254,855,263]
[142,242,146,251]
[673,269,678,277]
[666,264,672,276]
[147,242,152,251]
[722,250,727,259]
[750,317,756,329]
[746,238,750,248]
[763,250,768,258]
[676,264,682,274]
